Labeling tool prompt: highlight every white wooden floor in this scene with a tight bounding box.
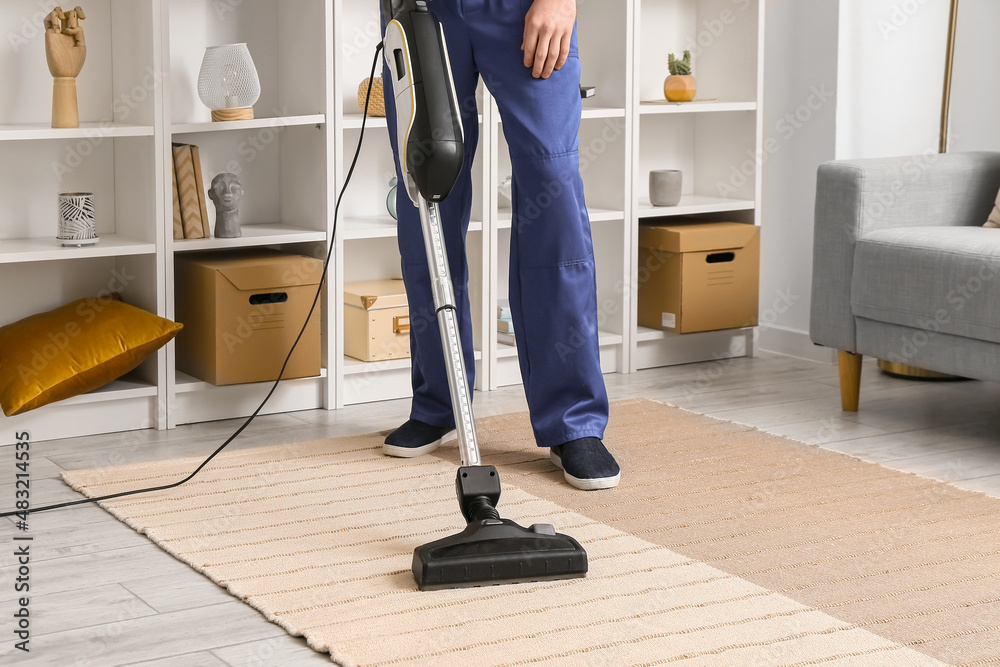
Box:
[1,352,999,666]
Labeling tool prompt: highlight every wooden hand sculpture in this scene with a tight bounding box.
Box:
[45,6,87,128]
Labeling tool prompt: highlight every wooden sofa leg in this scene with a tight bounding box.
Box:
[838,350,862,412]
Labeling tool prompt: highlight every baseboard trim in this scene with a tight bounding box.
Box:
[758,325,837,364]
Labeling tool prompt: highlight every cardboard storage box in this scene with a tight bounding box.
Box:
[344,279,411,362]
[637,221,759,334]
[174,249,324,385]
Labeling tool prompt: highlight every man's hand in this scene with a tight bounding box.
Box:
[521,0,576,79]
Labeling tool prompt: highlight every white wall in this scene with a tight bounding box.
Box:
[835,0,1000,157]
[835,0,951,159]
[758,0,839,361]
[949,0,1000,152]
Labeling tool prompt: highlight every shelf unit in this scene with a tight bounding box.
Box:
[631,0,764,370]
[162,0,334,427]
[0,0,763,444]
[0,0,165,443]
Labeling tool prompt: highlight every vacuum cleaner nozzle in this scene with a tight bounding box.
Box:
[412,466,588,590]
[413,518,588,590]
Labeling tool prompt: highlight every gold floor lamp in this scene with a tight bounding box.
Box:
[877,0,963,380]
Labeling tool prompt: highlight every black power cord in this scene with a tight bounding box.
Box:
[0,43,386,519]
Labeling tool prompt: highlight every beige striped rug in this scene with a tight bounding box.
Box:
[61,399,1000,666]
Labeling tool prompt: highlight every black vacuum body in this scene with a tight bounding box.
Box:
[413,466,587,590]
[382,0,588,591]
[382,0,464,203]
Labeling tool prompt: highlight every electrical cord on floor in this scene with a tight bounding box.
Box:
[0,43,386,519]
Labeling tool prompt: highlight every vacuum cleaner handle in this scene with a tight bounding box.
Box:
[384,0,481,468]
[382,0,465,204]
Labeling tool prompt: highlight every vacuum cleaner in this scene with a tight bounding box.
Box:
[381,0,589,590]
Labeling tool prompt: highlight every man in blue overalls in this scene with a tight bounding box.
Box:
[380,0,620,490]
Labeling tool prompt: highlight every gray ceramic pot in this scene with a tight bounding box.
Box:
[649,169,683,207]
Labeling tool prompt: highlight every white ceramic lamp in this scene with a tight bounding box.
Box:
[197,44,261,122]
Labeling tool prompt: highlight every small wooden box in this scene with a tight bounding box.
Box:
[344,279,411,362]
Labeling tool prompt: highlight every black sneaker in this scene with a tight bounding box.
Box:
[550,438,621,490]
[383,419,456,458]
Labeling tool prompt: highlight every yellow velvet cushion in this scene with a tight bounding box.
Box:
[0,297,182,416]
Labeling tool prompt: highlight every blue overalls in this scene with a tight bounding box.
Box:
[380,0,609,447]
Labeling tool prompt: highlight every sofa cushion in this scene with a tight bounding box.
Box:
[987,185,1000,228]
[852,226,1000,344]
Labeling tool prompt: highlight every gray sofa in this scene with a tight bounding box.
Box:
[810,151,1000,410]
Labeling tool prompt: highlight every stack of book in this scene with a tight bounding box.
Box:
[497,299,515,346]
[171,143,211,240]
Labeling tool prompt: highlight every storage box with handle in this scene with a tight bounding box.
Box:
[637,221,759,334]
[174,249,324,385]
[344,279,411,361]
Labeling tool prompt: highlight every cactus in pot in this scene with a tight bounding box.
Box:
[664,50,696,102]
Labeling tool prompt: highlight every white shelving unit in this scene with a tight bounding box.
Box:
[631,0,764,370]
[0,0,763,444]
[163,0,333,427]
[0,0,165,444]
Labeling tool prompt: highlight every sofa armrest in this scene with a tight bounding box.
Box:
[810,151,1000,352]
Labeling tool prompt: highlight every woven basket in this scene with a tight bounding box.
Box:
[357,77,386,117]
